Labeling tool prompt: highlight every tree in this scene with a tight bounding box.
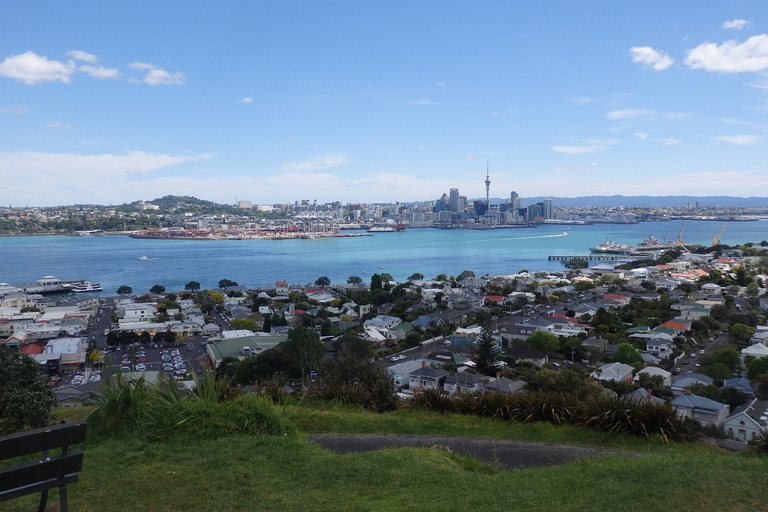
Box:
[0,351,56,434]
[315,276,331,287]
[230,318,259,332]
[106,331,120,348]
[164,330,177,346]
[117,285,133,295]
[150,284,166,294]
[185,281,200,291]
[613,343,642,365]
[380,273,394,283]
[527,330,560,353]
[370,273,383,291]
[457,270,475,281]
[704,363,732,384]
[347,275,363,285]
[729,323,755,344]
[748,357,768,380]
[475,329,497,374]
[218,279,238,289]
[564,258,588,269]
[711,348,741,374]
[408,273,424,281]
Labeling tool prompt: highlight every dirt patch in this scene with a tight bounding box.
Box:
[308,434,619,471]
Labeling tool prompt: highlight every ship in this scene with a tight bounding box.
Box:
[138,255,148,261]
[589,239,634,254]
[367,226,396,233]
[634,234,677,252]
[71,281,103,293]
[590,234,678,254]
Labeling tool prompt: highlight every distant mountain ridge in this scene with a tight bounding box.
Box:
[491,196,768,208]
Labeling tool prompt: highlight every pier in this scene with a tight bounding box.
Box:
[548,254,636,263]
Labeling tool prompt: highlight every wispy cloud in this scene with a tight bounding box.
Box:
[551,145,606,154]
[605,109,687,121]
[0,105,28,115]
[722,19,752,30]
[239,97,253,104]
[685,34,768,73]
[129,62,185,85]
[714,134,760,145]
[47,121,72,129]
[630,46,674,70]
[658,138,682,145]
[634,133,648,140]
[281,154,348,172]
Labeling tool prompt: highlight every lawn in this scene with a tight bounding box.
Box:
[2,403,765,511]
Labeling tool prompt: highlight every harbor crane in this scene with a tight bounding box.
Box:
[676,222,690,253]
[712,224,726,246]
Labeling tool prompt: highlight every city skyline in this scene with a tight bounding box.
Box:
[2,2,768,207]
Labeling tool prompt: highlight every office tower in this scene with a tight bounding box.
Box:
[510,191,520,211]
[543,198,553,219]
[449,188,460,213]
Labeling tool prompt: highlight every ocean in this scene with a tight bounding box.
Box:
[1,220,765,294]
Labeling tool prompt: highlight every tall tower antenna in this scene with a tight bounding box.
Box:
[485,160,491,206]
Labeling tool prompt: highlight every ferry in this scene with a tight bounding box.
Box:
[71,281,103,293]
[590,239,634,254]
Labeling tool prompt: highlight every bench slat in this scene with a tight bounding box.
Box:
[0,451,83,495]
[0,422,87,460]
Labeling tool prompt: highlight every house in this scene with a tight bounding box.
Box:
[722,398,768,442]
[671,393,729,427]
[721,377,754,397]
[741,343,768,363]
[590,362,634,382]
[385,359,424,389]
[483,377,526,394]
[700,282,722,296]
[408,366,449,391]
[635,366,672,387]
[581,336,610,355]
[444,371,485,394]
[644,338,674,360]
[624,387,666,406]
[505,344,548,367]
[670,373,713,396]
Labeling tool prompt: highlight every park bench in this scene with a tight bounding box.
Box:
[0,420,86,512]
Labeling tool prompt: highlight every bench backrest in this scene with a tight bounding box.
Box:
[0,421,87,498]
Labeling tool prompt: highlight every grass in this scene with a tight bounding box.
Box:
[3,402,765,511]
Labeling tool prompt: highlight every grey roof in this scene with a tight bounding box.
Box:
[671,393,728,412]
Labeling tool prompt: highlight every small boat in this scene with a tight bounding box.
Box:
[138,255,148,261]
[72,281,103,293]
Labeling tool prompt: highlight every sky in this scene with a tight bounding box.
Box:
[2,1,768,207]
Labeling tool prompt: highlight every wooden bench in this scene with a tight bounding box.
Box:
[0,420,86,512]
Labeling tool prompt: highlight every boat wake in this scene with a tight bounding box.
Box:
[496,232,569,242]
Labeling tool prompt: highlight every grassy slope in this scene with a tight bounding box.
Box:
[4,404,766,512]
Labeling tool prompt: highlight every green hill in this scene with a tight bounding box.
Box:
[5,404,766,512]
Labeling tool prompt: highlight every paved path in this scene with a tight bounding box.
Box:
[308,434,620,471]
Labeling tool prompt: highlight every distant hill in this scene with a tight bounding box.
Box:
[147,195,218,209]
[483,196,768,208]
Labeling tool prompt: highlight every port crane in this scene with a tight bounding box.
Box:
[712,224,726,246]
[676,222,690,253]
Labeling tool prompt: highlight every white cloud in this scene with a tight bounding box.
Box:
[714,134,760,145]
[0,105,28,115]
[658,138,682,145]
[722,19,752,30]
[281,154,348,172]
[239,97,253,104]
[78,64,120,80]
[66,50,98,63]
[0,150,216,205]
[634,133,648,140]
[685,34,768,72]
[129,62,185,85]
[47,121,72,129]
[417,145,426,150]
[630,46,674,70]
[605,109,687,121]
[551,145,605,154]
[0,51,75,84]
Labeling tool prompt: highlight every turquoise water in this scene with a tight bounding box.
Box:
[0,220,765,293]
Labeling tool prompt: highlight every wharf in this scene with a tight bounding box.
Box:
[548,254,638,263]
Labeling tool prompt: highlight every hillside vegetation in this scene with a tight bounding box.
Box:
[4,399,767,512]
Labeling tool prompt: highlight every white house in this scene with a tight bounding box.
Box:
[635,366,672,387]
[590,362,634,382]
[671,393,729,428]
[722,398,768,442]
[444,371,485,394]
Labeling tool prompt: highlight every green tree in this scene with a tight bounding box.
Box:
[711,348,741,374]
[457,270,475,281]
[748,356,768,380]
[404,331,422,347]
[150,284,166,294]
[408,273,424,281]
[315,276,331,287]
[564,258,588,269]
[0,351,56,434]
[185,281,201,291]
[230,318,259,331]
[704,363,732,384]
[613,343,642,365]
[347,275,363,285]
[218,279,238,289]
[526,330,560,353]
[475,329,497,374]
[106,331,120,348]
[370,274,383,291]
[117,285,133,295]
[729,323,755,344]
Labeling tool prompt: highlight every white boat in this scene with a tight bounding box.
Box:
[138,255,148,261]
[72,281,103,293]
[367,226,396,233]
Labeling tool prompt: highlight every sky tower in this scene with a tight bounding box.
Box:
[485,161,491,206]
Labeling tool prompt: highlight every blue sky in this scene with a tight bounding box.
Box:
[2,1,768,207]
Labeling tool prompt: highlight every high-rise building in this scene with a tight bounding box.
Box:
[449,188,460,213]
[485,162,491,207]
[543,198,553,219]
[510,191,520,211]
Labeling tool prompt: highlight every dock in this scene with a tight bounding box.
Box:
[548,254,637,263]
